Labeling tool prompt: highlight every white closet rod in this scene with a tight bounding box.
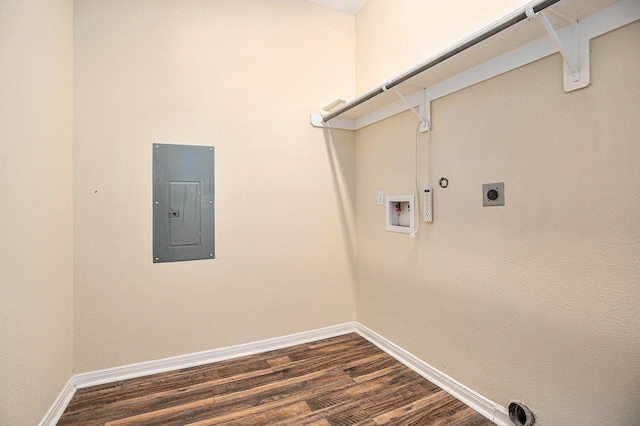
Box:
[322,0,562,123]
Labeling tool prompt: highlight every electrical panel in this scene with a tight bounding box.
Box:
[153,144,214,263]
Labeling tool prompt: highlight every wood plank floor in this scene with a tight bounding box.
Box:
[58,333,494,425]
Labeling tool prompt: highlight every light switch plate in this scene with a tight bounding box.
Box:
[483,182,505,206]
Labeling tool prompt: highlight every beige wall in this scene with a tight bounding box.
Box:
[355,18,640,426]
[4,1,637,424]
[356,0,531,92]
[73,0,356,373]
[0,0,74,424]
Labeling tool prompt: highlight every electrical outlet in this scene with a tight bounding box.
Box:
[483,182,505,206]
[424,187,432,222]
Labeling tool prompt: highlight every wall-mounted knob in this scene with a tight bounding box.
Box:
[487,189,499,201]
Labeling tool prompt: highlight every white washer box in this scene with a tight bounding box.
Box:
[385,195,415,234]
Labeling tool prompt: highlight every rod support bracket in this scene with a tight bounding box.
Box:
[392,87,431,132]
[531,8,589,91]
[525,6,537,20]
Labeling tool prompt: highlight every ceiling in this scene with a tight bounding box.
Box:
[304,0,370,15]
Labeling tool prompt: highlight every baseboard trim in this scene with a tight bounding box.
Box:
[42,321,510,425]
[38,377,76,426]
[354,323,511,426]
[73,322,357,389]
[495,404,512,426]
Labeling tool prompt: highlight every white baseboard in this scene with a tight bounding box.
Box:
[495,405,512,426]
[354,323,511,426]
[73,322,358,389]
[42,321,510,426]
[38,377,76,426]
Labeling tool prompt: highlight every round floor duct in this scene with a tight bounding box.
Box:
[508,402,535,426]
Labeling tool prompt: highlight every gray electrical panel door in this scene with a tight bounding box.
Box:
[153,144,214,262]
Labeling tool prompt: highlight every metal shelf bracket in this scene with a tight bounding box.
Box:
[527,6,590,91]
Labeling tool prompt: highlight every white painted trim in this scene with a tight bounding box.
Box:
[354,95,415,130]
[73,322,357,389]
[495,404,513,426]
[42,322,510,425]
[38,377,76,426]
[354,323,511,426]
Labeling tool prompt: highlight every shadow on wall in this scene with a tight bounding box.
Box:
[323,127,356,280]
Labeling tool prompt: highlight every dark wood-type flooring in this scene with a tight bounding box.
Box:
[58,333,494,425]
